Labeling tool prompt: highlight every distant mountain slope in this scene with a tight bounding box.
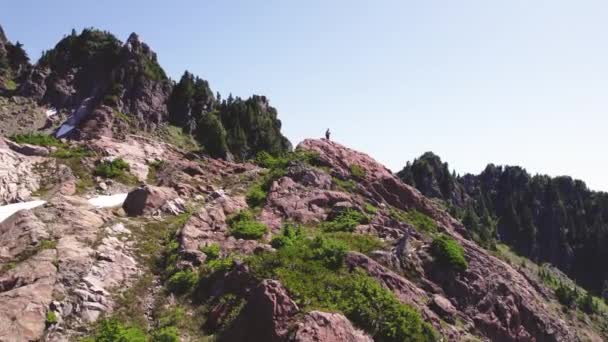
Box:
[399,152,608,297]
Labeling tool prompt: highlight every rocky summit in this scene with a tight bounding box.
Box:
[0,24,607,342]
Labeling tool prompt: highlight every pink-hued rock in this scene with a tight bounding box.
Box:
[261,176,355,230]
[122,185,178,216]
[297,139,460,231]
[179,194,261,264]
[0,142,46,205]
[294,139,579,341]
[222,279,299,342]
[294,311,373,342]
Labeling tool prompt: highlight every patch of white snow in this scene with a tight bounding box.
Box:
[56,124,75,138]
[0,200,46,223]
[45,108,57,118]
[87,193,128,208]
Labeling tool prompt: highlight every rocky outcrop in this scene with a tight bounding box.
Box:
[296,139,581,341]
[122,185,178,216]
[0,195,141,341]
[293,311,373,342]
[5,138,50,156]
[297,139,460,231]
[179,194,256,264]
[0,97,54,137]
[0,141,45,204]
[260,175,356,230]
[222,279,299,342]
[17,29,171,138]
[0,249,57,342]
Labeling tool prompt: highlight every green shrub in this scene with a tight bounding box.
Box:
[10,133,64,147]
[85,318,147,342]
[363,203,378,214]
[431,234,467,272]
[39,239,57,250]
[332,177,357,192]
[390,208,437,233]
[555,283,578,308]
[246,182,267,207]
[253,150,321,169]
[46,311,58,325]
[94,158,130,178]
[228,210,268,240]
[324,231,384,254]
[247,236,438,341]
[157,307,186,328]
[579,292,598,314]
[204,256,235,274]
[152,326,179,342]
[270,223,303,249]
[4,79,17,90]
[201,243,221,260]
[52,146,92,159]
[309,236,348,269]
[349,164,366,179]
[322,208,369,232]
[166,269,198,295]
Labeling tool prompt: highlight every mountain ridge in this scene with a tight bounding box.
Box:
[399,152,608,298]
[0,23,607,341]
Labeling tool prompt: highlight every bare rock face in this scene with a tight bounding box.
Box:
[260,175,356,230]
[0,249,57,342]
[179,194,255,264]
[223,279,299,342]
[5,138,50,156]
[0,195,140,341]
[297,139,459,230]
[122,185,178,216]
[0,142,45,204]
[0,210,49,261]
[18,29,171,138]
[293,311,373,342]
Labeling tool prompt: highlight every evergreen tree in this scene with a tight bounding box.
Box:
[196,112,228,158]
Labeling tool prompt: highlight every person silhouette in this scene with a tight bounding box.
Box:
[325,128,331,140]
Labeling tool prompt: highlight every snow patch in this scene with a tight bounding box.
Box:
[88,193,128,208]
[0,200,46,223]
[56,124,75,138]
[45,108,57,118]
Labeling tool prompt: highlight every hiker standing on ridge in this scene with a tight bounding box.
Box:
[325,128,331,140]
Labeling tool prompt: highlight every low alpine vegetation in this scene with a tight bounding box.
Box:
[349,163,366,179]
[248,228,438,341]
[93,158,138,184]
[431,234,468,272]
[94,158,131,178]
[390,208,437,233]
[82,318,147,342]
[228,210,268,240]
[200,243,221,260]
[10,133,64,147]
[45,311,58,325]
[321,208,369,232]
[166,269,199,295]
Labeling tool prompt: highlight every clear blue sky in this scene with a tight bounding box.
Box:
[3,1,607,190]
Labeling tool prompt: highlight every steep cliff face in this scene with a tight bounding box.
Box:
[18,29,171,137]
[6,25,292,159]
